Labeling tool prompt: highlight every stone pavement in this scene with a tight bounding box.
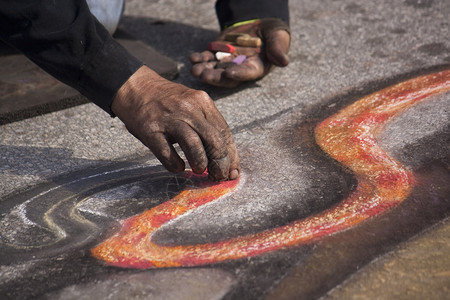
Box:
[0,0,449,299]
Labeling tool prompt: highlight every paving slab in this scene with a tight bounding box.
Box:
[322,217,450,300]
[1,0,449,299]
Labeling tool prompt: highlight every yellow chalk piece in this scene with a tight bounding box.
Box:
[224,33,248,42]
[236,36,262,47]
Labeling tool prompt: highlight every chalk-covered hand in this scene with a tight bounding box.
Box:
[190,18,290,88]
[111,66,240,181]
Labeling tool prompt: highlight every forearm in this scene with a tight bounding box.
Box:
[215,0,290,30]
[0,0,143,115]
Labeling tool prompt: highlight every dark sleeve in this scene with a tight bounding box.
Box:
[215,0,290,30]
[0,0,143,115]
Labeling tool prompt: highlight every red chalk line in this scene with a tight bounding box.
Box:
[92,70,450,268]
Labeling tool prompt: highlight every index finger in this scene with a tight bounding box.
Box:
[184,93,240,180]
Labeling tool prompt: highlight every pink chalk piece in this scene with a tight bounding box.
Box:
[233,55,247,65]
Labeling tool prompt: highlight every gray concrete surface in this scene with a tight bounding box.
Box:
[1,0,449,299]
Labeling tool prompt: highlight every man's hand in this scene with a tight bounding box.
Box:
[190,18,290,88]
[111,66,240,181]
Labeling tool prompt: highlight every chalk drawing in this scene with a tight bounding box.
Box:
[91,70,450,268]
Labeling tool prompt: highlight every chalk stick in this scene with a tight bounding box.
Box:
[215,51,232,60]
[236,36,262,47]
[233,55,247,65]
[208,41,236,53]
[224,33,248,42]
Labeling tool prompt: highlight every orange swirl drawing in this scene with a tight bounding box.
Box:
[92,70,450,268]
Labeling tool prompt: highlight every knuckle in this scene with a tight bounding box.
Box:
[191,90,212,104]
[182,131,202,147]
[205,135,227,159]
[142,121,163,134]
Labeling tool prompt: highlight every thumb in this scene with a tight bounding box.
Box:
[265,29,290,67]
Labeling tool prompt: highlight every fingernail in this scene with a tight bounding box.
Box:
[229,169,240,180]
[279,54,289,66]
